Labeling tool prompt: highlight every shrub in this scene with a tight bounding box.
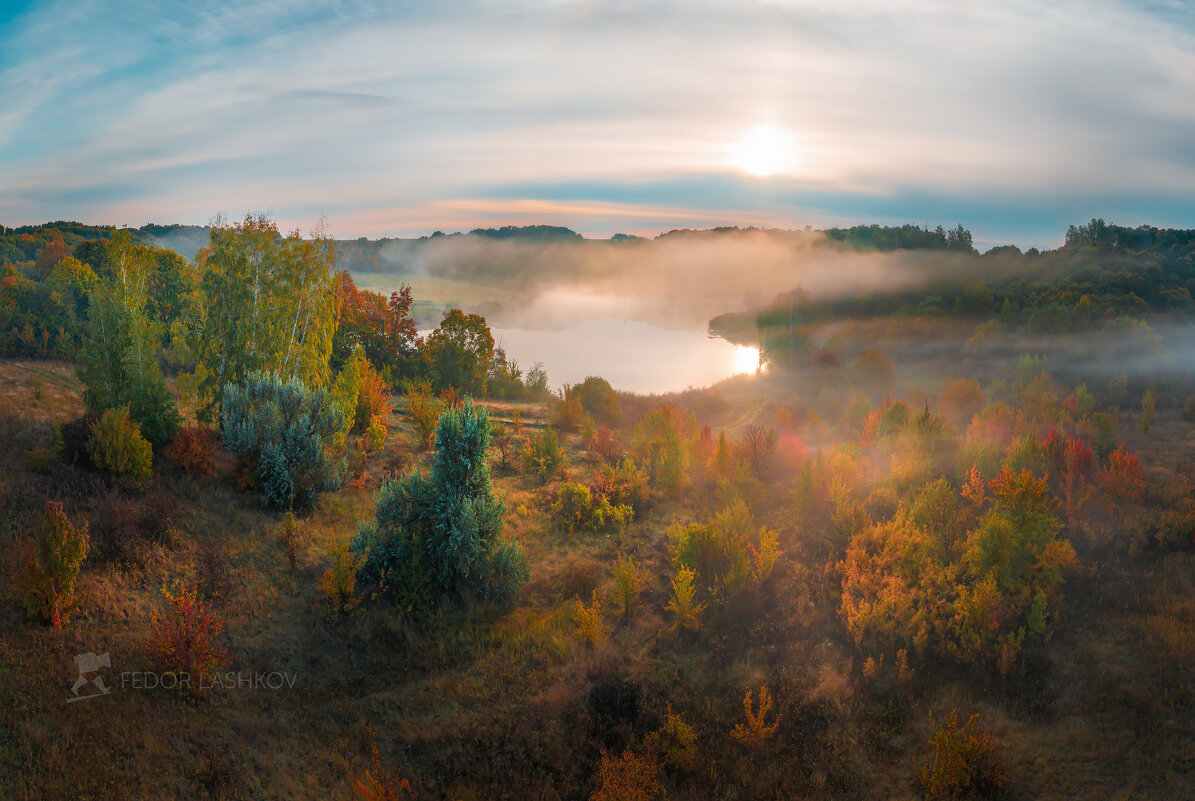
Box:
[90,490,175,562]
[88,406,153,489]
[127,375,182,450]
[553,384,585,430]
[280,511,302,569]
[611,552,644,622]
[1098,445,1145,504]
[405,382,443,450]
[25,447,53,473]
[553,482,633,536]
[147,582,229,694]
[586,425,624,464]
[221,371,344,510]
[914,709,1007,801]
[14,501,89,627]
[672,499,754,598]
[731,685,780,749]
[574,590,610,645]
[1141,388,1156,433]
[352,724,417,800]
[491,421,519,471]
[319,537,365,615]
[524,425,563,484]
[753,527,780,581]
[576,376,622,425]
[60,412,98,467]
[554,482,596,534]
[954,469,1076,671]
[666,566,705,631]
[355,400,529,608]
[632,405,689,492]
[591,459,651,513]
[1183,394,1195,423]
[739,425,777,474]
[167,424,217,477]
[590,749,661,801]
[644,706,697,771]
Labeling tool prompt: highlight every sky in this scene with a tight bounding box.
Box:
[2,0,1194,248]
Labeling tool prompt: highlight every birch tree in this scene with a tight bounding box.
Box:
[193,214,337,421]
[78,230,180,447]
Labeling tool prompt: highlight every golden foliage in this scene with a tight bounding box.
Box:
[913,709,1006,801]
[589,749,661,801]
[612,552,644,622]
[666,566,705,631]
[319,538,365,615]
[644,705,698,771]
[731,684,780,748]
[573,590,609,645]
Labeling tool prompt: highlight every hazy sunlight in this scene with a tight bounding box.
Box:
[732,125,800,177]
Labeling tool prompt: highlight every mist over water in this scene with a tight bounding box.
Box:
[491,319,761,394]
[370,228,990,392]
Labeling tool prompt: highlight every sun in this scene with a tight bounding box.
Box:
[732,125,799,177]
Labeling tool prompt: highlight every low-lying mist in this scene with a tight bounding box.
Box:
[366,229,985,329]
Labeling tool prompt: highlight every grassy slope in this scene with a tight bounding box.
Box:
[0,358,1193,800]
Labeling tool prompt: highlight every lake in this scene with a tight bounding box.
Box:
[487,319,762,395]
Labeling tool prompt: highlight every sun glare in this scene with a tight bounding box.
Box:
[732,125,799,177]
[732,345,762,374]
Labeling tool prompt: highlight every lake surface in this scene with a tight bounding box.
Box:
[488,319,762,395]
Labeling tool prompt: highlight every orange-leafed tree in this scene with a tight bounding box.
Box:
[1098,445,1145,505]
[731,684,781,748]
[147,582,229,693]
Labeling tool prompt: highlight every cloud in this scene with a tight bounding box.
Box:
[1,0,1193,242]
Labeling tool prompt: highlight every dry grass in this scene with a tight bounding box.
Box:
[2,356,1195,799]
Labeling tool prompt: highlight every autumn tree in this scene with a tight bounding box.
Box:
[192,215,336,420]
[954,469,1076,671]
[332,271,420,379]
[422,308,494,395]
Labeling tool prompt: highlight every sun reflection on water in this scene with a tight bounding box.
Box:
[732,345,763,375]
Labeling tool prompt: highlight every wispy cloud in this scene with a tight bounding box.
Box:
[1,0,1193,245]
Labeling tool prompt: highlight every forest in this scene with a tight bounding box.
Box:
[2,215,1194,800]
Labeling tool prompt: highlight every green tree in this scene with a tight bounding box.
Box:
[221,371,345,510]
[77,231,180,448]
[355,400,528,608]
[14,501,89,627]
[192,215,336,420]
[424,308,494,395]
[576,376,622,425]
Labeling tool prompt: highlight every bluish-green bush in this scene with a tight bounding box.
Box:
[221,371,344,509]
[355,399,528,609]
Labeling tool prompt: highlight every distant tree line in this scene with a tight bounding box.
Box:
[749,219,1195,364]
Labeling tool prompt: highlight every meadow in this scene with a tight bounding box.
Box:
[2,219,1194,800]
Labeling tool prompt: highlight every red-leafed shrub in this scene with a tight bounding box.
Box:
[147,582,229,695]
[167,424,217,477]
[586,425,623,464]
[1099,446,1145,504]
